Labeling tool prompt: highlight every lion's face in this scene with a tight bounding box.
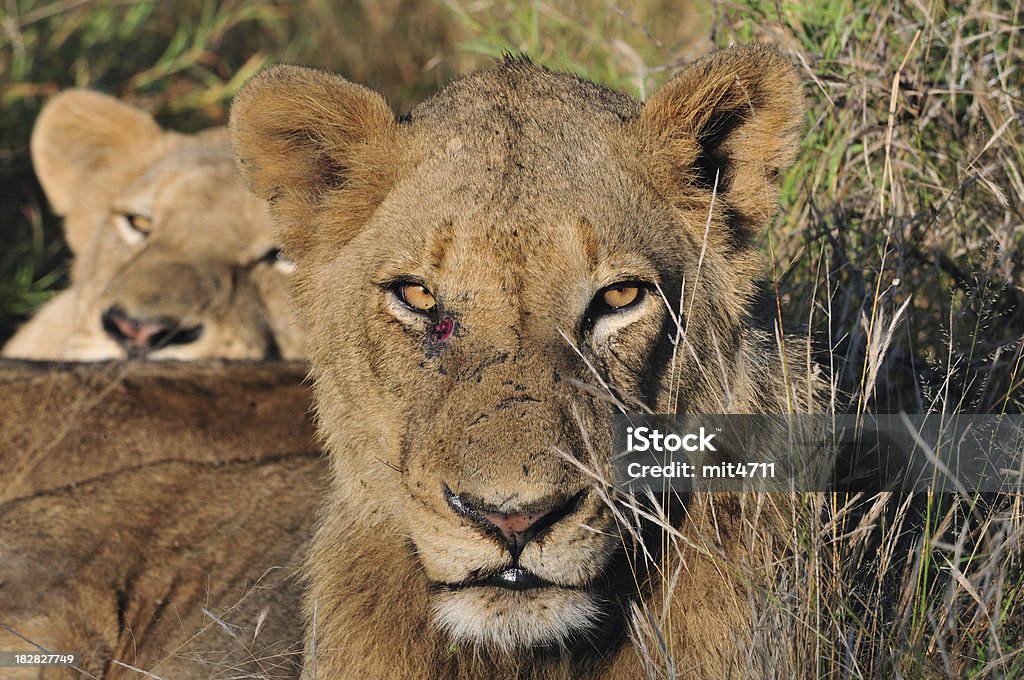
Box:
[4,91,302,360]
[328,159,677,649]
[231,48,802,655]
[68,147,299,361]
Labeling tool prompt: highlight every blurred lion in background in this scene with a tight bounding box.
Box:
[2,91,304,360]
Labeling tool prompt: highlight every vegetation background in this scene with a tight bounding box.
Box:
[0,0,1021,677]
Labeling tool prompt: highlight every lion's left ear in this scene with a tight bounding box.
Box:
[639,44,803,244]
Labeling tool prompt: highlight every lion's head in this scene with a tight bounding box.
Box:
[232,45,807,676]
[2,90,303,360]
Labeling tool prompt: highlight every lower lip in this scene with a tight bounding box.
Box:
[479,567,549,591]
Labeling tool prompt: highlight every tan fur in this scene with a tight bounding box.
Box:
[0,360,314,503]
[232,44,811,679]
[0,360,321,679]
[3,90,304,361]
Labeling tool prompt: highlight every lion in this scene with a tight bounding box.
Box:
[0,360,321,679]
[230,44,812,678]
[2,90,304,361]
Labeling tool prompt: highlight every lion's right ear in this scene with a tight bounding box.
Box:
[31,90,164,217]
[229,65,398,260]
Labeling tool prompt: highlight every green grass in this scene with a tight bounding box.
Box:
[1,0,1021,677]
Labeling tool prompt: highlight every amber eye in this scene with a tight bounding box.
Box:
[114,212,153,244]
[125,214,152,235]
[394,282,436,312]
[599,283,643,311]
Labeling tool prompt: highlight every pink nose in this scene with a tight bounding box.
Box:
[443,485,586,560]
[101,306,203,354]
[479,509,552,543]
[111,315,169,348]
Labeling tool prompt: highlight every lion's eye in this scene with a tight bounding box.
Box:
[114,213,152,243]
[125,214,152,234]
[393,282,436,313]
[260,247,297,274]
[596,283,644,312]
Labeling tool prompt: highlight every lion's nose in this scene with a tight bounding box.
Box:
[101,306,203,354]
[480,509,551,542]
[443,485,585,561]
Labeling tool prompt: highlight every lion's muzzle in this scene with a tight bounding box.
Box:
[101,305,204,356]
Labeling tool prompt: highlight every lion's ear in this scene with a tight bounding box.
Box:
[639,44,803,244]
[31,90,164,217]
[229,65,398,260]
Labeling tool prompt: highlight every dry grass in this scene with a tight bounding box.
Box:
[726,0,1024,415]
[649,2,1023,677]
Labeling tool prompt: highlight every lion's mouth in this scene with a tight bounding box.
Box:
[478,567,550,590]
[435,566,554,592]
